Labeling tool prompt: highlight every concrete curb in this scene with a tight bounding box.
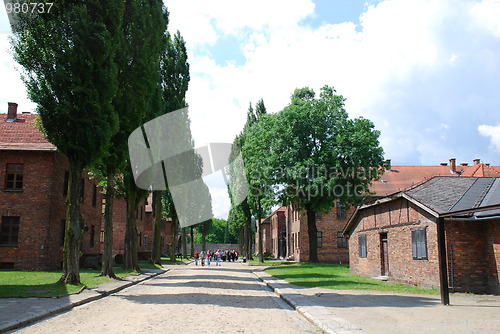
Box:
[0,269,168,333]
[252,269,364,334]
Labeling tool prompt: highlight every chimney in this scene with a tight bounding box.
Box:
[385,159,391,171]
[461,163,468,166]
[7,102,18,122]
[473,159,480,166]
[449,158,456,173]
[440,162,447,166]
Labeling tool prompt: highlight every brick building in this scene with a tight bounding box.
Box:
[0,103,173,270]
[343,176,500,294]
[0,103,103,270]
[255,216,271,254]
[276,159,500,263]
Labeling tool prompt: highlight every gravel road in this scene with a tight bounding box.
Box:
[13,262,321,334]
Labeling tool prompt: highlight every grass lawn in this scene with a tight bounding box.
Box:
[0,268,136,298]
[247,259,291,266]
[265,262,439,295]
[160,256,191,264]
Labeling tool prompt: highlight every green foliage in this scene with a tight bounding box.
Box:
[197,218,237,244]
[269,85,385,211]
[11,0,123,165]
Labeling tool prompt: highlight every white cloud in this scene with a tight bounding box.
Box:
[478,124,500,153]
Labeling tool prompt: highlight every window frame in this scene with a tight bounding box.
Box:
[411,227,428,260]
[317,231,323,248]
[337,231,347,248]
[337,201,346,218]
[5,163,24,191]
[358,234,367,258]
[1,216,20,246]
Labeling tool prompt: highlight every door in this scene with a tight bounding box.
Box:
[380,233,389,276]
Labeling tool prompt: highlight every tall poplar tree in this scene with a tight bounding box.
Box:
[99,0,167,278]
[150,30,190,264]
[11,1,124,284]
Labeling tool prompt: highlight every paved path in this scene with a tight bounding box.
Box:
[254,268,500,334]
[8,263,319,334]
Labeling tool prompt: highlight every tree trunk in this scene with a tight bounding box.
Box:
[100,169,116,278]
[124,185,141,272]
[202,232,206,252]
[190,226,194,257]
[151,190,162,265]
[169,219,177,263]
[239,227,244,256]
[258,197,264,263]
[182,227,187,259]
[305,203,318,262]
[245,218,253,260]
[58,157,84,285]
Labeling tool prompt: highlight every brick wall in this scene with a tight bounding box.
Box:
[0,151,103,270]
[289,204,350,263]
[348,198,440,288]
[349,198,500,293]
[447,219,500,293]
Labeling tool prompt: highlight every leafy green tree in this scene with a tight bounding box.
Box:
[227,128,253,260]
[269,86,385,262]
[98,0,167,278]
[195,219,213,251]
[11,1,124,284]
[242,100,276,263]
[151,29,190,264]
[200,218,233,244]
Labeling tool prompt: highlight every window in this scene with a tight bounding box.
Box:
[63,171,69,196]
[5,163,23,190]
[100,230,104,243]
[317,231,323,248]
[144,235,148,246]
[315,211,322,219]
[89,225,95,248]
[358,234,367,258]
[138,232,142,246]
[337,231,347,248]
[92,185,97,208]
[337,202,346,218]
[412,228,428,260]
[1,216,20,245]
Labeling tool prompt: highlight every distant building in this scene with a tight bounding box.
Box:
[272,159,500,263]
[343,176,500,294]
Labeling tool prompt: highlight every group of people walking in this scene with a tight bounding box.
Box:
[194,249,239,266]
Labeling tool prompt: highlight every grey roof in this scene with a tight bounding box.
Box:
[405,177,477,214]
[476,178,500,218]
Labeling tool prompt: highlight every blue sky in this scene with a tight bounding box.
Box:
[1,0,500,219]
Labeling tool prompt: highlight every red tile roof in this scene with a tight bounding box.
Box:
[0,113,57,151]
[370,166,458,196]
[461,164,500,177]
[370,164,500,196]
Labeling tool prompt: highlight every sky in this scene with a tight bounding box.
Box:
[1,0,500,219]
